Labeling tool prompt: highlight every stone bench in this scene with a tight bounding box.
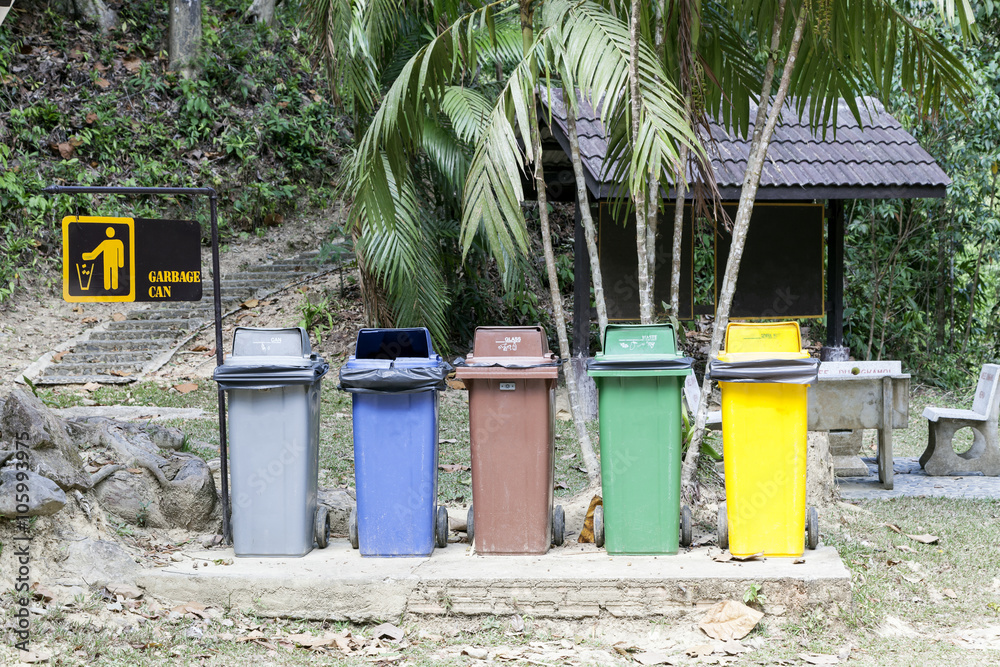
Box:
[920,364,1000,476]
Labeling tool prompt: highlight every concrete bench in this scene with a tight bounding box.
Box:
[920,363,1000,476]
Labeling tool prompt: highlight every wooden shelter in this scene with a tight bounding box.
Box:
[535,90,951,361]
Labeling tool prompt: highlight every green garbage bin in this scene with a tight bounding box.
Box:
[587,324,694,554]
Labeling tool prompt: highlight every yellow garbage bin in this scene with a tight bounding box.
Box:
[709,322,820,557]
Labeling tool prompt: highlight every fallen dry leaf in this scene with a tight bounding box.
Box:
[896,544,917,554]
[685,643,715,658]
[110,370,132,377]
[885,523,903,534]
[712,551,734,563]
[634,650,674,665]
[123,57,142,72]
[107,583,143,599]
[191,344,211,352]
[906,533,939,545]
[82,316,99,324]
[55,141,75,159]
[173,382,198,394]
[371,623,404,642]
[462,647,489,660]
[85,112,99,124]
[942,588,958,599]
[112,312,126,322]
[82,382,101,392]
[699,600,764,641]
[19,649,53,664]
[241,298,259,309]
[799,652,839,665]
[446,378,466,390]
[95,76,110,88]
[577,494,603,544]
[52,351,67,363]
[31,583,57,602]
[439,464,471,473]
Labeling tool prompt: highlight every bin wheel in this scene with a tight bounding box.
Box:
[435,505,449,549]
[593,505,605,548]
[314,505,330,549]
[807,506,819,550]
[348,508,359,550]
[680,505,692,548]
[466,505,474,543]
[552,505,565,547]
[717,502,729,550]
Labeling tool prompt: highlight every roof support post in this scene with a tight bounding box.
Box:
[822,198,849,361]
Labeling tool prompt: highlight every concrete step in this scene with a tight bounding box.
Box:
[90,329,181,341]
[58,350,160,365]
[136,543,851,622]
[39,360,146,376]
[74,339,175,353]
[34,374,134,386]
[107,319,200,333]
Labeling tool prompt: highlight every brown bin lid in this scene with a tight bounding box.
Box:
[455,326,559,379]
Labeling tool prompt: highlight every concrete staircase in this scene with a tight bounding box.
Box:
[33,250,345,385]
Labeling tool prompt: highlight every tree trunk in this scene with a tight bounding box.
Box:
[630,0,653,324]
[48,0,117,32]
[670,143,689,316]
[566,102,609,341]
[933,205,948,350]
[245,0,277,28]
[353,230,394,329]
[646,174,659,299]
[961,237,986,355]
[681,2,806,498]
[521,0,600,483]
[169,0,202,78]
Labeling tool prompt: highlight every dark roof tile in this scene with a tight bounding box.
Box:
[541,92,949,198]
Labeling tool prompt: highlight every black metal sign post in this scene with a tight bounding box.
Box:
[43,185,232,543]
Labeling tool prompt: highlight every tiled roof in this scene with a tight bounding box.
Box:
[540,89,950,200]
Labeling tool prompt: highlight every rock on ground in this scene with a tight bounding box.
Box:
[0,468,67,517]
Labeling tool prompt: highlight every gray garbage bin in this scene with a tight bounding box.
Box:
[213,327,330,557]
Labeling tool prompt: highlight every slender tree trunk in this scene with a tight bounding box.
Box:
[76,0,117,32]
[245,0,277,27]
[681,2,806,497]
[934,205,948,350]
[169,0,202,78]
[566,102,609,341]
[521,0,600,483]
[670,143,689,316]
[630,0,653,324]
[961,238,986,355]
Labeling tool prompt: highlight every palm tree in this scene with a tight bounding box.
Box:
[304,0,700,480]
[676,0,978,494]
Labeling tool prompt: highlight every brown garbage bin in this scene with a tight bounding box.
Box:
[455,326,565,554]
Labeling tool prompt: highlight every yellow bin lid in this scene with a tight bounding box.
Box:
[724,321,802,354]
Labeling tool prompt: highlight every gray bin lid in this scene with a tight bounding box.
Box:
[214,327,328,389]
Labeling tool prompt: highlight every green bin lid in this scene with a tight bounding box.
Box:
[602,324,678,356]
[589,324,692,377]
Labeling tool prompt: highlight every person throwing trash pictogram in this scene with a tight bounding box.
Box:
[82,227,125,291]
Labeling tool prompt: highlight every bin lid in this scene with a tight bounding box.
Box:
[724,321,802,354]
[339,328,451,393]
[587,324,693,377]
[214,327,329,389]
[454,326,559,379]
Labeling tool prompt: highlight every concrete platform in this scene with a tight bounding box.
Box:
[136,542,851,622]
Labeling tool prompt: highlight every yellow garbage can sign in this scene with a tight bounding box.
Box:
[63,216,135,302]
[62,215,202,303]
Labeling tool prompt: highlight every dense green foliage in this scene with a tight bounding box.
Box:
[842,1,1000,387]
[0,0,343,302]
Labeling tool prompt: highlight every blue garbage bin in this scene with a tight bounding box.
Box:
[338,328,452,557]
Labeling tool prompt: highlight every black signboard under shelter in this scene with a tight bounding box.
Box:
[714,203,825,319]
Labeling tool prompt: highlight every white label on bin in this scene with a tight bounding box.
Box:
[499,382,516,391]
